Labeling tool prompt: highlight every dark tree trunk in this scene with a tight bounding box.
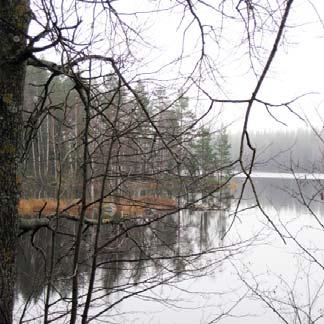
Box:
[0,1,30,323]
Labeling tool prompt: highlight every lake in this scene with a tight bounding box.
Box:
[14,175,324,323]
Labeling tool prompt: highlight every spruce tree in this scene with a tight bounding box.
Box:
[216,128,232,178]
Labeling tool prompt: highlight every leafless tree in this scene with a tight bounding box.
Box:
[1,0,323,323]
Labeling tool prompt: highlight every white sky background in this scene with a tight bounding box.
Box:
[114,0,324,133]
[29,0,324,134]
[141,0,324,133]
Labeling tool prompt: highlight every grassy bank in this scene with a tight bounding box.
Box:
[19,196,177,219]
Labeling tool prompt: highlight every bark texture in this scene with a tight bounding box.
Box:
[0,1,30,322]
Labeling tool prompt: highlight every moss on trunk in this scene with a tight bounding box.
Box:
[0,1,30,322]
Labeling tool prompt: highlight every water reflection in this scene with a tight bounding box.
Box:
[15,177,324,323]
[236,176,324,213]
[16,189,231,322]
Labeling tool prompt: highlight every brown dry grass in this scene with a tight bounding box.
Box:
[114,196,176,217]
[19,199,79,217]
[19,196,177,218]
[228,180,238,192]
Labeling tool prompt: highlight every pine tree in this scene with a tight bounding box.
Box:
[191,127,217,176]
[215,128,232,178]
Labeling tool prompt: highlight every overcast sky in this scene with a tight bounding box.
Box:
[30,0,324,133]
[112,1,324,133]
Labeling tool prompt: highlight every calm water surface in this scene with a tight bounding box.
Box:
[14,176,324,323]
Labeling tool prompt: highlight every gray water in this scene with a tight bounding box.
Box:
[14,176,324,323]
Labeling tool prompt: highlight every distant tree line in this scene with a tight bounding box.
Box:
[230,129,324,173]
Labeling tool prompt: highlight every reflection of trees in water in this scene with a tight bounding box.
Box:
[16,195,232,320]
[17,221,90,304]
[199,212,209,250]
[217,211,227,242]
[98,215,188,295]
[230,178,324,324]
[236,178,324,213]
[16,179,324,322]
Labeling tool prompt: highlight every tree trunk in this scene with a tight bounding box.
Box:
[52,117,57,181]
[46,114,50,174]
[0,1,30,323]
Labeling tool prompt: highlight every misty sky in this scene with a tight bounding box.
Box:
[120,1,324,133]
[29,1,324,133]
